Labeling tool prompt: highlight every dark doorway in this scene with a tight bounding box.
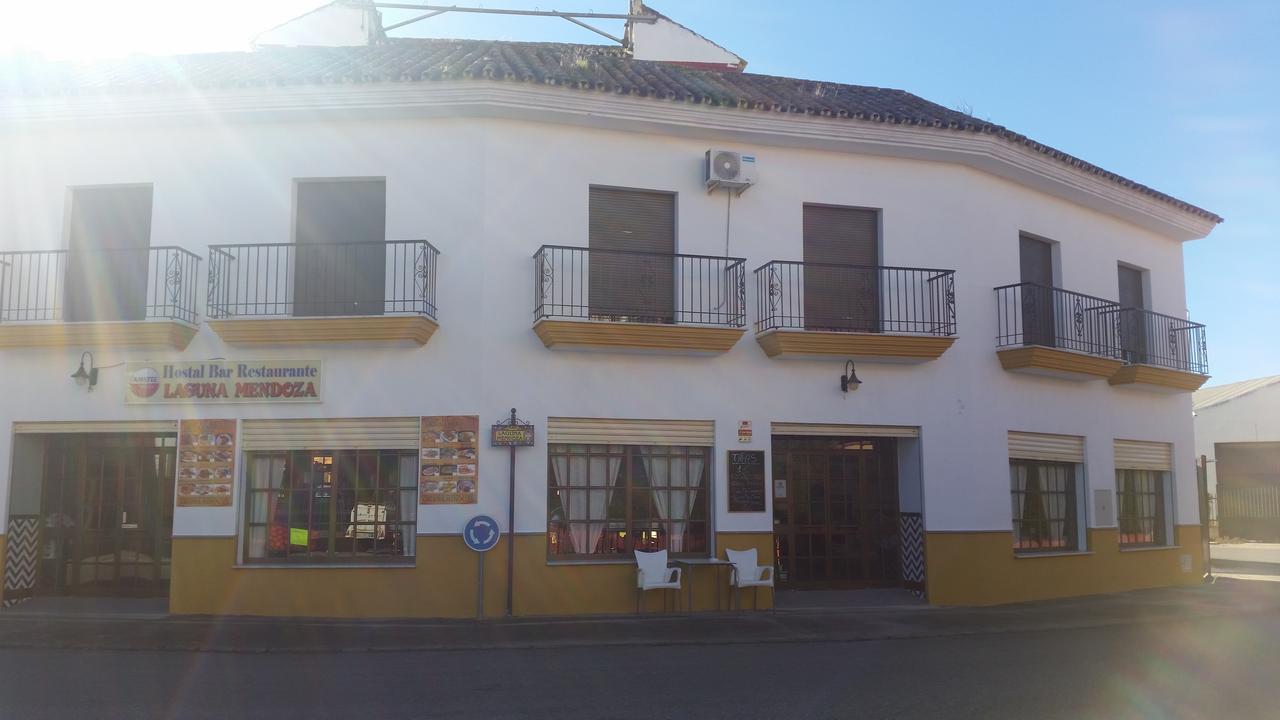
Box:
[37,434,176,598]
[293,179,387,317]
[1118,264,1148,363]
[772,436,900,589]
[587,186,676,322]
[1019,234,1056,347]
[803,204,880,332]
[64,185,153,322]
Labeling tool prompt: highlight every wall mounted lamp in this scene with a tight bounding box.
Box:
[840,359,861,393]
[71,351,99,392]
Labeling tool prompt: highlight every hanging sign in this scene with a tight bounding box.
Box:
[124,360,322,404]
[420,416,480,505]
[491,423,535,447]
[177,419,236,507]
[727,450,767,512]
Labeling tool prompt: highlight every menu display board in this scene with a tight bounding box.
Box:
[727,450,766,513]
[177,419,236,507]
[420,416,480,505]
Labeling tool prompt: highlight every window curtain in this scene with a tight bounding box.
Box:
[551,445,622,554]
[642,447,704,553]
[249,454,275,558]
[399,454,418,557]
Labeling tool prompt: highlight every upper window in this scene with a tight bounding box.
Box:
[66,184,153,322]
[587,186,676,323]
[547,443,709,560]
[1117,469,1169,547]
[1010,459,1081,553]
[292,178,387,318]
[243,449,417,564]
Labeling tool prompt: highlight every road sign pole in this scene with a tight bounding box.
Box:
[507,408,517,618]
[463,514,501,618]
[476,552,485,619]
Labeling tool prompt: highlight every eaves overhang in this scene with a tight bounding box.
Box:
[0,82,1219,241]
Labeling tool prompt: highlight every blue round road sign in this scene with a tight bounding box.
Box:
[463,515,501,552]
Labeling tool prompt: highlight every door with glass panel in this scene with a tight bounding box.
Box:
[39,434,175,597]
[772,437,900,589]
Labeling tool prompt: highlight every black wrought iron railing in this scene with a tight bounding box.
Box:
[754,261,956,335]
[207,240,439,320]
[1105,306,1208,374]
[0,246,201,325]
[994,283,1121,358]
[533,245,746,327]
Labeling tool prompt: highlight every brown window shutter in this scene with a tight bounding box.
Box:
[588,187,676,322]
[802,204,880,331]
[294,179,387,318]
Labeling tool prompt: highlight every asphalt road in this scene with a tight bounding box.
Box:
[2,612,1277,720]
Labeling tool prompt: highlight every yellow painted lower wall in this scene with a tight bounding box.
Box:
[166,527,1205,615]
[925,525,1205,606]
[170,531,774,618]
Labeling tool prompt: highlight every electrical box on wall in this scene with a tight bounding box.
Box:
[1093,489,1115,527]
[705,149,757,194]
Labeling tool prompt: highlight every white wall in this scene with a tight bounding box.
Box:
[0,111,1199,544]
[1195,383,1280,494]
[254,2,379,48]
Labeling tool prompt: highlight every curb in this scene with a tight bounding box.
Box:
[0,597,1274,655]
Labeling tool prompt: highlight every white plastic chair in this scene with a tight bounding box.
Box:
[635,549,682,613]
[725,547,774,610]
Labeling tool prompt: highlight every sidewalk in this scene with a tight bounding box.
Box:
[0,579,1276,654]
[1212,542,1280,575]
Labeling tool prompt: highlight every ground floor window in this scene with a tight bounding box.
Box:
[243,449,417,563]
[1010,460,1080,553]
[1117,469,1169,547]
[547,443,710,559]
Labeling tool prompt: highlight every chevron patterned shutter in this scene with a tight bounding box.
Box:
[547,418,714,446]
[770,422,919,438]
[1008,431,1084,463]
[1114,440,1173,471]
[240,418,420,450]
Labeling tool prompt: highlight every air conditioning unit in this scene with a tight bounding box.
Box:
[704,149,757,194]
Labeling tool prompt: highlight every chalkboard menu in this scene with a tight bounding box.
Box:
[727,450,766,512]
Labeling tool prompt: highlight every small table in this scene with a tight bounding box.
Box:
[674,558,735,612]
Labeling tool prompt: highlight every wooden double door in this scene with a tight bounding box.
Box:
[772,437,900,588]
[38,434,176,597]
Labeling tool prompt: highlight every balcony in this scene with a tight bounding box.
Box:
[753,261,957,361]
[994,283,1125,380]
[0,247,201,350]
[206,240,440,345]
[1107,307,1209,392]
[532,245,747,353]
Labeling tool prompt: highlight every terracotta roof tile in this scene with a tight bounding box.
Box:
[0,38,1220,223]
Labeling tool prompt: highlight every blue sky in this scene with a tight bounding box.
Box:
[4,1,1276,384]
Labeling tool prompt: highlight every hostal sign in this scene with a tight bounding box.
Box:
[124,360,323,404]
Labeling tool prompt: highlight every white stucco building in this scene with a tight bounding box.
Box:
[0,3,1220,616]
[1194,376,1280,540]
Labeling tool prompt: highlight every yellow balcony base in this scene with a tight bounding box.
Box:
[0,320,196,350]
[208,316,437,346]
[533,319,744,354]
[756,329,956,362]
[997,346,1122,381]
[1109,364,1209,393]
